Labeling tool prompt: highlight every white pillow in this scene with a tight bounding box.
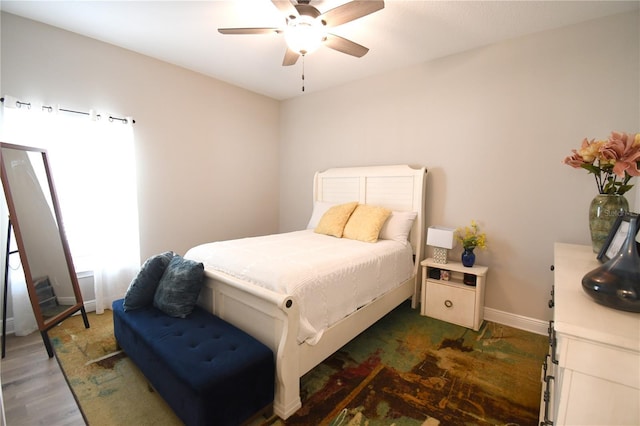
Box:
[306,201,337,229]
[379,211,418,243]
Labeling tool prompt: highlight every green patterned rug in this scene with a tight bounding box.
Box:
[49,311,180,425]
[49,302,547,425]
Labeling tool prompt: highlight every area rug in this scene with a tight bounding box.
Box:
[49,310,181,425]
[49,302,547,426]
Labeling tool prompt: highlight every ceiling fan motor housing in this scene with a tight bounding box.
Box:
[291,3,322,20]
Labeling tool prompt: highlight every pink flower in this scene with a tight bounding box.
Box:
[563,131,640,195]
[563,151,586,168]
[604,131,640,177]
[578,138,604,163]
[563,138,606,167]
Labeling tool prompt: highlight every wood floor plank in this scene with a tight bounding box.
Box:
[1,332,84,425]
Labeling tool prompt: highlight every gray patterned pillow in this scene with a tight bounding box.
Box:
[123,251,174,311]
[153,255,204,318]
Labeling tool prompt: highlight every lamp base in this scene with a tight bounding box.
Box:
[433,247,448,264]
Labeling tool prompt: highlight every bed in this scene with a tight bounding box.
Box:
[185,164,427,419]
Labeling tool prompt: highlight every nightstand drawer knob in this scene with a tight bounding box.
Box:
[444,299,453,308]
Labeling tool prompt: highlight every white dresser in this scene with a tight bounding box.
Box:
[541,243,640,425]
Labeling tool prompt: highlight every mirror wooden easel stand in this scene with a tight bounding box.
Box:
[0,142,89,358]
[2,219,18,358]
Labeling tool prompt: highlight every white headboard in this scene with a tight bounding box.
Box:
[313,164,428,266]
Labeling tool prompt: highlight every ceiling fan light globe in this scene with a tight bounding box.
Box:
[284,16,325,55]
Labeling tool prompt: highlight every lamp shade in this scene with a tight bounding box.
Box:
[426,226,457,249]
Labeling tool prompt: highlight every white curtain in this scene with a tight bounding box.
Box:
[1,104,140,326]
[8,254,37,336]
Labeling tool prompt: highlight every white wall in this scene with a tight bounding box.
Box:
[278,12,640,321]
[0,13,281,261]
[1,11,638,324]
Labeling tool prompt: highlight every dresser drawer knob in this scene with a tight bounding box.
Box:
[444,299,453,308]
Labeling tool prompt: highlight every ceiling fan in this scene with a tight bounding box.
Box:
[218,0,385,66]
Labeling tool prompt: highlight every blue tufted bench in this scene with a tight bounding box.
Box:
[112,298,274,426]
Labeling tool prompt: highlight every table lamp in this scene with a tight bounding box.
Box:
[427,226,457,264]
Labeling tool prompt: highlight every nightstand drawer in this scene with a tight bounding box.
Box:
[424,280,475,328]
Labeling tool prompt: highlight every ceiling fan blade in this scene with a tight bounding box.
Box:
[324,33,369,57]
[282,48,300,66]
[320,1,384,27]
[218,28,281,35]
[272,0,298,17]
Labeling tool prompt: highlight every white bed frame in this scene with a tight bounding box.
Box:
[195,164,427,419]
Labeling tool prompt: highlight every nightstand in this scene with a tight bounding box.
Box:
[420,258,488,331]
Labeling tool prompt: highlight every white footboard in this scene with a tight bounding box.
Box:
[297,275,415,376]
[196,270,303,419]
[196,269,416,420]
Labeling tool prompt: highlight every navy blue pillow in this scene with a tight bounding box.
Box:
[153,255,205,318]
[123,251,174,311]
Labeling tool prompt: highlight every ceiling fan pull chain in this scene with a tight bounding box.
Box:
[302,55,305,92]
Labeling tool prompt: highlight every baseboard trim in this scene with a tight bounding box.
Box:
[82,300,97,314]
[2,317,14,336]
[484,307,549,335]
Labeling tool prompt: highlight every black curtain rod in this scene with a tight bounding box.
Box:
[0,97,136,124]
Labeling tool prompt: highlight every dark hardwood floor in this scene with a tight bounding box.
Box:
[1,332,85,425]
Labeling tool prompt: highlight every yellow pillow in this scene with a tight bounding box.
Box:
[314,201,359,238]
[343,204,392,243]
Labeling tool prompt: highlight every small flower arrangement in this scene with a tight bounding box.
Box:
[456,220,487,250]
[563,131,640,196]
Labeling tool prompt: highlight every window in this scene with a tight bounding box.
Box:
[1,103,140,314]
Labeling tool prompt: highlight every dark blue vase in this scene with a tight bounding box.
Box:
[461,247,475,267]
[582,214,640,312]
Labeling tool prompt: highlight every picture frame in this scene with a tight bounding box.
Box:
[597,212,640,263]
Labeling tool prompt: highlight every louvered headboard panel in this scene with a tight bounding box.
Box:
[313,165,427,261]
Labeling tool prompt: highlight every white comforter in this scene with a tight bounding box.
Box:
[185,230,414,344]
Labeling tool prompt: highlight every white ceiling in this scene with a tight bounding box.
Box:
[2,0,638,100]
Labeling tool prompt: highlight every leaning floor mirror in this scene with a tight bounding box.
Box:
[0,142,89,357]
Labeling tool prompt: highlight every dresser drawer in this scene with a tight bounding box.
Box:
[559,335,640,390]
[424,280,475,328]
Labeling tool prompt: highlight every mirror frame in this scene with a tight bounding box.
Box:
[0,142,89,357]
